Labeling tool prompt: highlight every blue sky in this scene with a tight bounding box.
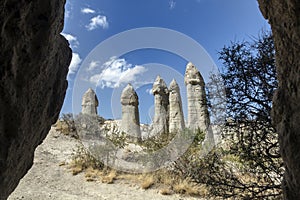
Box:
[61,0,270,123]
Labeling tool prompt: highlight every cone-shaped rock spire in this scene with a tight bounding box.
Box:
[151,76,169,135]
[82,88,99,115]
[184,62,209,131]
[169,79,185,132]
[120,84,141,141]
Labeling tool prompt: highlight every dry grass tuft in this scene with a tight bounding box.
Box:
[141,175,155,190]
[70,165,83,176]
[160,187,172,195]
[85,167,102,182]
[173,179,201,195]
[197,184,209,197]
[54,120,70,135]
[117,173,136,181]
[67,157,85,176]
[117,170,207,197]
[58,161,66,166]
[160,173,175,186]
[102,170,117,184]
[66,145,104,177]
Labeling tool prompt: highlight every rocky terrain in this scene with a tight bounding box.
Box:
[8,127,203,200]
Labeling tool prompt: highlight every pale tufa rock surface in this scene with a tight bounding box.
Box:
[151,76,170,135]
[120,84,142,142]
[184,62,210,131]
[82,88,99,116]
[169,79,185,133]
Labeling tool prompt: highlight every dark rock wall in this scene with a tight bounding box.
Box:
[258,0,300,199]
[0,0,71,199]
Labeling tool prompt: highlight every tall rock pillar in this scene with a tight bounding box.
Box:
[184,62,210,131]
[151,76,169,135]
[82,88,98,115]
[120,84,141,142]
[169,79,185,133]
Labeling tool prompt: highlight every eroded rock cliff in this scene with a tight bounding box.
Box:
[0,0,71,199]
[258,1,300,199]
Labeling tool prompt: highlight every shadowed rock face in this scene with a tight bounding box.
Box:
[169,79,185,133]
[151,76,169,135]
[120,84,141,142]
[0,0,71,199]
[82,88,99,115]
[258,1,300,199]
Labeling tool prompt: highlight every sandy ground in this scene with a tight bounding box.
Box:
[8,127,204,200]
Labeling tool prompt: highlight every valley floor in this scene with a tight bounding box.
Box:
[9,127,204,200]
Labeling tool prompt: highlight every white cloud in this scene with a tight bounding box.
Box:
[65,8,70,19]
[146,88,153,95]
[81,7,96,14]
[86,15,109,30]
[67,53,82,80]
[87,60,101,71]
[61,33,79,49]
[65,1,72,19]
[169,0,176,10]
[89,57,147,88]
[119,65,146,83]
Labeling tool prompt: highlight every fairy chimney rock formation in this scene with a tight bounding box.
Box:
[169,79,185,133]
[82,88,99,115]
[184,62,210,131]
[120,84,141,141]
[151,76,169,135]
